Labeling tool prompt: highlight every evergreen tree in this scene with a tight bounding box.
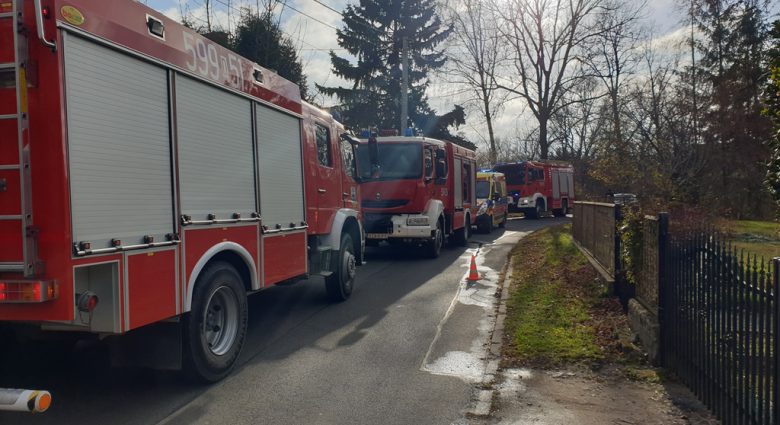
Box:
[319,0,471,147]
[233,9,309,100]
[685,0,772,217]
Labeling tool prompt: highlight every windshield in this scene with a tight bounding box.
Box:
[358,143,422,181]
[476,181,490,199]
[493,164,526,186]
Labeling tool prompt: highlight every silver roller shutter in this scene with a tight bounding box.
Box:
[255,104,304,229]
[552,172,560,198]
[454,157,463,208]
[176,76,256,219]
[65,35,173,248]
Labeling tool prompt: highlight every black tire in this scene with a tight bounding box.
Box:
[480,215,493,233]
[527,202,543,219]
[183,261,248,383]
[325,233,356,302]
[498,213,507,228]
[553,200,569,217]
[451,215,470,247]
[426,219,444,259]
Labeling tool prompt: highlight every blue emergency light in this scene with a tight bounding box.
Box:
[405,129,413,136]
[362,130,370,137]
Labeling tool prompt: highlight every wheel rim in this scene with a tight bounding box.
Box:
[203,286,239,356]
[343,249,357,284]
[537,204,542,215]
[435,224,442,251]
[563,204,568,215]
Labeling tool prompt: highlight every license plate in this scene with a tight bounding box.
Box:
[367,233,390,239]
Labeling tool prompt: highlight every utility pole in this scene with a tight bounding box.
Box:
[401,36,408,135]
[691,0,697,144]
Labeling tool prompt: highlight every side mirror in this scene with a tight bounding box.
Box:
[435,159,446,177]
[425,177,432,184]
[368,135,380,175]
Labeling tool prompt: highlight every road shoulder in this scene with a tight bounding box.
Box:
[473,224,717,425]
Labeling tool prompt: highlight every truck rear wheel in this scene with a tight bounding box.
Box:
[451,215,470,247]
[325,233,356,302]
[183,261,248,383]
[553,200,569,217]
[479,215,492,234]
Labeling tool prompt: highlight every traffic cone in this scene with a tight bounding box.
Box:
[466,255,482,282]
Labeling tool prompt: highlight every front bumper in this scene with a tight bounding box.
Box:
[364,213,434,239]
[474,213,491,226]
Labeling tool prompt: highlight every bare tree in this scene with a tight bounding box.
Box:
[490,0,603,159]
[443,0,508,165]
[549,76,603,160]
[585,0,646,154]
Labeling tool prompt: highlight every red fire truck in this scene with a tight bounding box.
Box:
[357,132,477,258]
[493,161,575,218]
[0,0,367,390]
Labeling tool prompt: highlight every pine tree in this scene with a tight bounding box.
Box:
[319,0,470,146]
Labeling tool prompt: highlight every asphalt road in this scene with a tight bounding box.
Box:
[0,215,569,425]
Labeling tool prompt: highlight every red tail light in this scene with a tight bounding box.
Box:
[0,280,58,303]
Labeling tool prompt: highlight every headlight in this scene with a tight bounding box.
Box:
[407,217,429,226]
[476,203,488,216]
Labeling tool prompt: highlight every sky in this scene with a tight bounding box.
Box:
[141,0,695,146]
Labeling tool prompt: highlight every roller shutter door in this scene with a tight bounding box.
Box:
[454,157,463,208]
[64,35,174,248]
[176,75,256,219]
[255,104,304,229]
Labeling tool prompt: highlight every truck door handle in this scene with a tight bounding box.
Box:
[318,189,326,194]
[343,193,349,197]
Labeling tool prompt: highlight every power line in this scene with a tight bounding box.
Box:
[211,0,339,31]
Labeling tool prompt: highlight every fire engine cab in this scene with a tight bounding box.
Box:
[357,132,477,258]
[493,161,575,219]
[0,0,367,391]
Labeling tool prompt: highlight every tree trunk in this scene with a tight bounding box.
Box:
[482,86,497,165]
[539,116,549,159]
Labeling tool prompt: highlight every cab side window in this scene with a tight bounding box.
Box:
[538,168,545,181]
[528,168,538,183]
[340,138,356,179]
[316,124,332,167]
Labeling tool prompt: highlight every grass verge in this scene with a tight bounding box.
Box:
[501,224,627,368]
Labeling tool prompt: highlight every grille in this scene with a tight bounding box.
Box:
[362,199,410,209]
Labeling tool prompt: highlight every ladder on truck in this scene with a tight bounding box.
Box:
[0,0,44,276]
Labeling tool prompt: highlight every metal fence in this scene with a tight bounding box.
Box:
[572,201,620,274]
[661,227,778,425]
[572,207,779,424]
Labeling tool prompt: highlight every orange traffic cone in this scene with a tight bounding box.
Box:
[466,255,482,282]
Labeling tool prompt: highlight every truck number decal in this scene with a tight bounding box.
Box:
[183,31,245,89]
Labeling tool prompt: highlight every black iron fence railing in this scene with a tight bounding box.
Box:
[571,206,779,425]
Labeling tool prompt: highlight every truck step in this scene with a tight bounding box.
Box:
[0,114,19,120]
[0,12,13,19]
[316,245,332,252]
[0,63,14,70]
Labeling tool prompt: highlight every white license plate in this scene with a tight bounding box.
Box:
[367,233,390,239]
